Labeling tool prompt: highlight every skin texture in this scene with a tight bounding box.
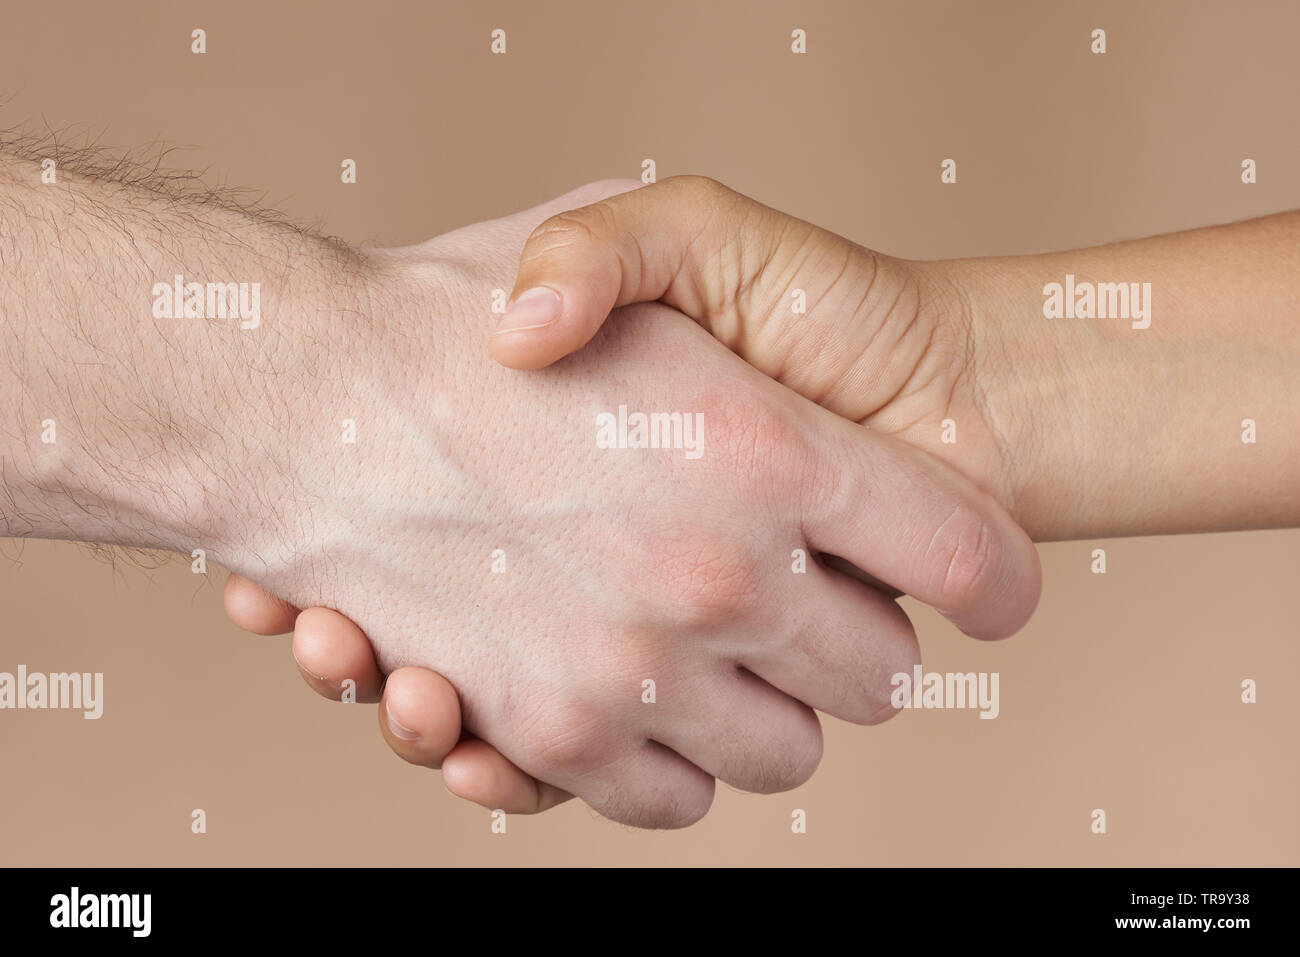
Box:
[1,165,1041,829]
[333,198,1037,828]
[234,177,1300,816]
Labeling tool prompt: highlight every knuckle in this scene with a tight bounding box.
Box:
[928,505,1001,612]
[665,174,729,205]
[515,694,612,776]
[598,628,683,702]
[694,390,813,498]
[641,533,764,629]
[522,209,606,263]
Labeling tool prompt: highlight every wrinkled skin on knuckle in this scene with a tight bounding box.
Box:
[691,389,813,505]
[589,626,691,712]
[637,531,765,630]
[611,390,814,633]
[521,210,605,266]
[926,505,1001,614]
[512,691,617,779]
[662,174,733,209]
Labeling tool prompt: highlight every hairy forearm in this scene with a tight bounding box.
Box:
[947,211,1300,541]
[0,151,370,560]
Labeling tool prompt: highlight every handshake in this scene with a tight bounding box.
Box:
[5,160,1297,828]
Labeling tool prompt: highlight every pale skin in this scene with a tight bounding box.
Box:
[228,177,1300,815]
[3,163,1047,828]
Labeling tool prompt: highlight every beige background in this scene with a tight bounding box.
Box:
[1,0,1296,865]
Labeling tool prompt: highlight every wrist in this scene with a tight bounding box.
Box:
[213,246,460,601]
[931,253,1118,541]
[205,245,403,580]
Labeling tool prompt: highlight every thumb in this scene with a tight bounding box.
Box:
[490,175,776,370]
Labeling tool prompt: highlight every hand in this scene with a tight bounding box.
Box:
[227,182,1039,828]
[224,180,1042,819]
[490,176,1018,514]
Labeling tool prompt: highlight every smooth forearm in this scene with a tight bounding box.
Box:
[945,211,1300,541]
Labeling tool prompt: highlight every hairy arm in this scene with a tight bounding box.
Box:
[0,148,369,565]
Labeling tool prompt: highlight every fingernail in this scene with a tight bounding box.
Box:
[494,286,560,335]
[386,704,420,741]
[292,652,330,685]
